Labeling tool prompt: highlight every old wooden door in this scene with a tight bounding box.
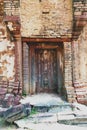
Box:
[35,49,58,93]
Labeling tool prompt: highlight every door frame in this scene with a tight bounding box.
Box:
[22,39,65,95]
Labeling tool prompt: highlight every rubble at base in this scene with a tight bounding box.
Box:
[0,94,87,130]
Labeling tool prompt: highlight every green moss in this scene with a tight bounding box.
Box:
[30,107,38,115]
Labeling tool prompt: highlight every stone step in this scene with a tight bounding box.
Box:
[28,112,58,123]
[58,117,87,126]
[33,103,73,113]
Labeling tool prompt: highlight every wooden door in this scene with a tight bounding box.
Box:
[35,49,58,93]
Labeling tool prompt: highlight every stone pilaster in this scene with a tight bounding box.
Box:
[72,40,80,84]
[22,42,30,95]
[72,25,87,105]
[64,42,76,102]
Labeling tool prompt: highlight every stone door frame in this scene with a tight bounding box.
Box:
[21,38,75,102]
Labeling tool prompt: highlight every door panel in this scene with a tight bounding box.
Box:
[35,49,58,93]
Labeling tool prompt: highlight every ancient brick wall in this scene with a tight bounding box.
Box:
[20,0,73,38]
[0,0,22,103]
[73,0,87,39]
[0,23,16,102]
